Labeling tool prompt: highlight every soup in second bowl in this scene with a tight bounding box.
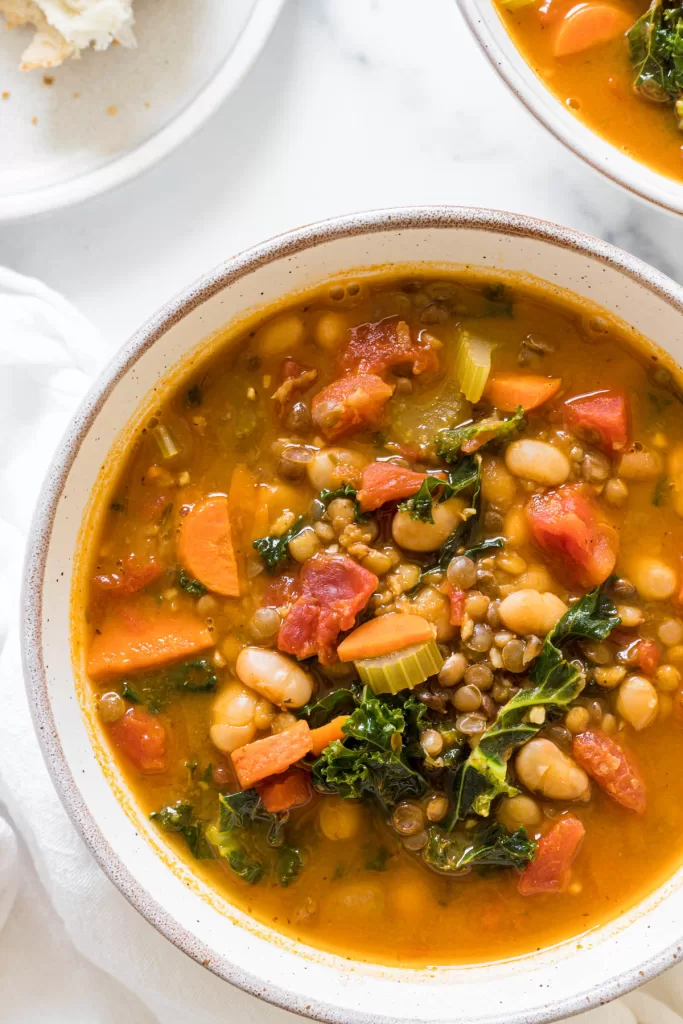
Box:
[494,0,683,183]
[76,269,683,966]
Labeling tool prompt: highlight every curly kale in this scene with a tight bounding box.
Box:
[253,516,305,573]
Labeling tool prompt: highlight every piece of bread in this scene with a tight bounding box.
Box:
[0,0,135,70]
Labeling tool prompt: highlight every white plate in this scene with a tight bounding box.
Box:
[0,0,285,222]
[457,0,683,217]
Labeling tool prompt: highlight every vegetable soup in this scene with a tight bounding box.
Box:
[76,270,683,966]
[493,1,683,183]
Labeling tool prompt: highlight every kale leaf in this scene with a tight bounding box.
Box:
[448,582,620,825]
[436,406,525,464]
[178,568,207,596]
[218,790,287,847]
[432,455,482,571]
[424,824,535,874]
[150,801,212,859]
[123,658,217,712]
[628,1,683,103]
[297,687,360,729]
[253,516,305,573]
[320,484,367,523]
[398,459,480,524]
[277,845,303,887]
[463,536,505,560]
[311,690,429,809]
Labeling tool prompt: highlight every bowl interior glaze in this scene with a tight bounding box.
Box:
[22,208,683,1024]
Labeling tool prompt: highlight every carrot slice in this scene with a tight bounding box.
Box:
[87,600,214,680]
[553,3,632,57]
[310,715,351,756]
[231,720,312,788]
[518,815,585,895]
[337,613,435,662]
[484,374,562,412]
[177,494,240,597]
[256,768,313,812]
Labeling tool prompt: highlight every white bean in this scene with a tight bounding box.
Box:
[256,314,305,355]
[617,675,659,731]
[210,681,263,753]
[617,449,662,481]
[236,647,313,709]
[498,589,568,636]
[307,447,367,491]
[630,556,677,601]
[392,496,465,552]
[515,738,590,802]
[480,455,518,509]
[505,440,570,486]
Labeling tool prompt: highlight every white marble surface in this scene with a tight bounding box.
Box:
[2,0,683,346]
[2,0,683,1021]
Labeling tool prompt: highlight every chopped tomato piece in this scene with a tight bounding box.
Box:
[563,390,629,455]
[262,572,299,607]
[633,639,660,676]
[93,554,165,595]
[278,554,378,664]
[311,374,394,441]
[340,317,440,377]
[572,730,646,814]
[526,483,618,587]
[256,768,312,813]
[441,583,466,626]
[109,706,168,774]
[357,461,438,512]
[518,815,585,896]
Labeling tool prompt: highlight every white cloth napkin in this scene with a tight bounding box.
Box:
[0,267,679,1024]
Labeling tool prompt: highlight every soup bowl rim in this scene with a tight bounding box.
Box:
[21,205,683,1024]
[457,0,683,217]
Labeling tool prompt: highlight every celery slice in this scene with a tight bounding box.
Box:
[355,640,445,695]
[455,332,492,403]
[153,424,180,461]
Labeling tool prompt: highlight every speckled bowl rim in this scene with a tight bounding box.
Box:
[457,0,683,217]
[21,206,683,1024]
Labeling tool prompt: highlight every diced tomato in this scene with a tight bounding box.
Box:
[93,554,165,595]
[572,730,646,814]
[441,583,466,626]
[563,390,629,455]
[526,483,618,587]
[632,639,660,676]
[518,815,585,896]
[278,554,378,664]
[262,572,300,607]
[340,317,440,377]
[109,706,168,774]
[311,374,394,441]
[256,768,312,813]
[357,461,438,513]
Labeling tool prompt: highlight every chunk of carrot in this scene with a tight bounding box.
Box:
[553,3,632,58]
[337,613,435,662]
[231,720,312,788]
[310,715,351,756]
[484,374,562,412]
[256,768,313,812]
[87,600,214,680]
[177,494,240,597]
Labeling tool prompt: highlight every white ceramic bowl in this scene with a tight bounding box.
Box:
[458,1,683,216]
[22,207,683,1024]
